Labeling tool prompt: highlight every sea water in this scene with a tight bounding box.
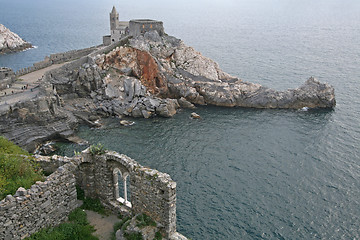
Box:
[1,0,359,239]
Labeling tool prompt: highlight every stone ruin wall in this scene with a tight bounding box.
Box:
[78,150,177,238]
[0,157,78,240]
[0,68,15,90]
[12,35,130,80]
[0,150,178,239]
[14,46,99,77]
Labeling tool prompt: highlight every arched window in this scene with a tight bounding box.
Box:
[113,168,132,208]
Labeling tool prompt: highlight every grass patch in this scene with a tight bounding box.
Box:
[124,232,143,240]
[136,214,156,228]
[76,185,107,215]
[81,197,106,215]
[154,231,162,240]
[26,208,98,240]
[0,136,44,199]
[76,185,85,200]
[68,208,89,226]
[89,143,106,156]
[110,216,131,240]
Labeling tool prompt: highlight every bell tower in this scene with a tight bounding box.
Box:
[110,6,119,31]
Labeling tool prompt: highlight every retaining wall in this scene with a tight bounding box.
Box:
[0,160,79,240]
[49,46,98,64]
[14,37,130,77]
[14,46,99,77]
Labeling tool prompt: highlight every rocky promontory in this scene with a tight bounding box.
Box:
[0,30,336,151]
[0,24,32,54]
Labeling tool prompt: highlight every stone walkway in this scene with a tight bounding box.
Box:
[0,63,66,112]
[86,210,120,240]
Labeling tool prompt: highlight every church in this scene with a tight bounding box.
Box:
[103,6,164,46]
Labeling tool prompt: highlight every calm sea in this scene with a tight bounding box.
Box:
[1,0,359,239]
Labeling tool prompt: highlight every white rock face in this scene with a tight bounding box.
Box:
[173,42,233,81]
[0,24,31,53]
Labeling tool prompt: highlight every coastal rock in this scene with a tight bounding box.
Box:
[178,97,196,109]
[120,120,135,126]
[191,112,201,119]
[128,34,336,109]
[156,99,179,117]
[0,96,79,152]
[0,24,32,54]
[97,46,168,96]
[0,30,335,151]
[35,141,57,155]
[97,33,335,111]
[172,42,234,81]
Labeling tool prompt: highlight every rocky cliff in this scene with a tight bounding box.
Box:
[0,31,336,151]
[0,95,79,152]
[94,31,335,110]
[0,24,32,54]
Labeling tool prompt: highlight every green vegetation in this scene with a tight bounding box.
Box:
[124,232,143,240]
[136,214,156,228]
[110,216,131,240]
[154,231,162,240]
[76,185,107,215]
[25,208,98,240]
[81,197,106,215]
[76,185,85,200]
[89,143,106,156]
[0,136,44,199]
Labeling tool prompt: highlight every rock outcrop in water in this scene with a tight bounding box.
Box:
[120,31,335,109]
[0,31,336,151]
[0,24,32,54]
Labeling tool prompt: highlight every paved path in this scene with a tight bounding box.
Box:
[86,210,120,240]
[0,63,66,112]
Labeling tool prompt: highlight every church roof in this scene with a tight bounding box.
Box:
[111,6,117,14]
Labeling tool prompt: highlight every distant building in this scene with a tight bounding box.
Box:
[103,6,164,46]
[129,19,164,37]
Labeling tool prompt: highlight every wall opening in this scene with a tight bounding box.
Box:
[113,168,132,208]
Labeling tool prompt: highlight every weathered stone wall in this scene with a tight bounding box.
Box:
[0,67,15,90]
[78,150,177,238]
[131,165,177,237]
[129,20,164,37]
[34,154,72,175]
[0,159,79,240]
[103,35,112,46]
[91,36,131,57]
[0,149,181,239]
[14,46,99,77]
[49,46,99,64]
[14,57,52,76]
